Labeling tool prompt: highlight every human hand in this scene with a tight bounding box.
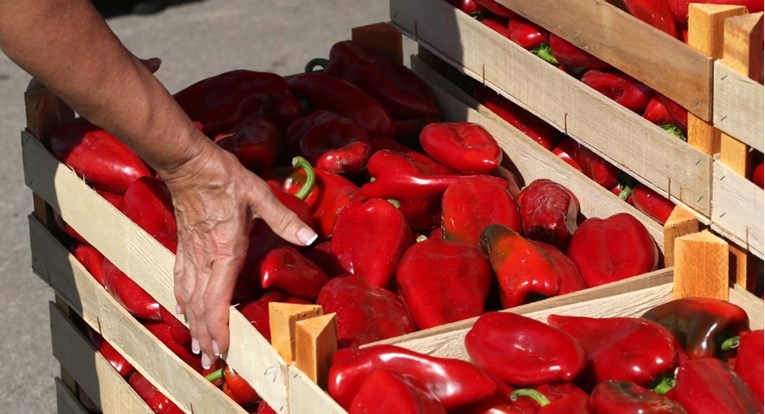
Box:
[161,137,317,369]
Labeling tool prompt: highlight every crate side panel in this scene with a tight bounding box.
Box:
[711,162,764,259]
[730,285,765,329]
[55,378,91,414]
[713,62,765,153]
[287,367,346,414]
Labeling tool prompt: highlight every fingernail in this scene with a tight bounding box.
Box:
[191,339,200,355]
[297,227,318,246]
[175,304,183,315]
[201,353,211,370]
[212,341,220,357]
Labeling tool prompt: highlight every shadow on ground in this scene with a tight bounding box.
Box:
[92,0,205,18]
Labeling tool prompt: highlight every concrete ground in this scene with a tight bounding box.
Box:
[0,1,388,412]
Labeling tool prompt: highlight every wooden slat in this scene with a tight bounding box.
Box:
[392,0,713,216]
[714,62,765,153]
[287,367,346,414]
[663,207,700,267]
[295,313,337,389]
[50,304,154,414]
[268,303,323,364]
[673,231,730,300]
[55,378,90,414]
[711,161,765,259]
[730,284,765,329]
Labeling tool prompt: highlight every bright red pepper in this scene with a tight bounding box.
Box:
[238,291,310,342]
[213,114,281,174]
[466,312,587,386]
[481,15,511,37]
[641,297,751,360]
[656,94,688,130]
[349,369,447,414]
[258,245,329,301]
[122,176,177,253]
[420,122,503,175]
[159,306,191,348]
[629,185,675,225]
[206,365,261,408]
[143,321,203,373]
[548,315,681,388]
[590,380,686,414]
[549,34,612,74]
[735,329,764,405]
[396,237,492,329]
[617,0,679,38]
[667,0,763,28]
[643,96,676,125]
[102,258,161,322]
[257,402,277,414]
[481,224,586,308]
[511,389,592,414]
[506,18,559,65]
[441,176,522,247]
[517,179,580,250]
[447,0,482,14]
[287,72,395,138]
[665,358,762,414]
[70,243,106,286]
[474,0,517,17]
[129,371,184,414]
[84,326,134,379]
[285,110,370,165]
[50,119,152,194]
[552,138,584,172]
[315,141,372,175]
[572,142,620,190]
[313,40,441,120]
[316,276,417,348]
[567,213,658,288]
[328,344,497,410]
[581,70,653,113]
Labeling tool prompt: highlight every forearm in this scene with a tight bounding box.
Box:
[0,0,210,174]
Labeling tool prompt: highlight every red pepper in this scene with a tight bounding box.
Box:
[466,312,587,386]
[552,138,584,172]
[643,96,676,125]
[547,315,681,387]
[581,70,653,113]
[474,0,517,17]
[84,326,134,379]
[258,245,329,301]
[629,184,675,225]
[206,365,261,408]
[349,369,447,414]
[735,329,764,405]
[473,86,563,150]
[506,18,559,65]
[419,122,503,175]
[511,389,592,414]
[331,198,413,288]
[304,240,346,277]
[665,358,762,414]
[287,72,395,138]
[174,70,300,135]
[50,119,152,194]
[617,0,679,38]
[122,176,177,253]
[285,110,370,165]
[667,0,763,28]
[641,297,751,360]
[572,143,620,189]
[448,0,482,14]
[480,224,586,308]
[213,114,281,173]
[102,258,161,322]
[656,94,688,130]
[591,380,687,414]
[328,344,498,410]
[315,141,372,175]
[370,136,417,154]
[70,243,106,286]
[143,321,204,373]
[393,115,442,142]
[441,176,522,247]
[316,276,416,348]
[395,237,492,329]
[257,402,276,414]
[312,40,441,119]
[516,179,580,250]
[549,34,612,74]
[238,291,310,342]
[752,161,764,189]
[128,371,184,414]
[159,306,191,348]
[482,15,511,37]
[567,213,658,288]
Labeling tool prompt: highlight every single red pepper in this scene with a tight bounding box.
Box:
[629,184,675,225]
[474,0,517,17]
[174,70,301,135]
[614,0,679,38]
[206,365,261,409]
[84,326,134,379]
[549,34,612,74]
[752,161,764,189]
[257,402,277,414]
[466,311,587,386]
[316,276,417,348]
[258,245,329,301]
[238,291,310,342]
[315,141,372,175]
[395,237,492,329]
[441,175,522,247]
[572,142,620,189]
[349,369,447,414]
[581,70,653,113]
[735,329,764,405]
[328,344,498,410]
[310,40,441,119]
[419,122,503,175]
[473,86,564,150]
[213,114,281,173]
[516,179,580,250]
[330,198,413,288]
[552,138,584,172]
[667,0,763,28]
[143,321,204,373]
[128,371,185,414]
[285,110,370,165]
[643,96,683,133]
[511,389,592,414]
[482,15,511,37]
[547,315,682,388]
[50,119,152,194]
[102,258,161,322]
[287,72,395,138]
[506,18,559,65]
[480,224,586,308]
[590,380,687,414]
[159,306,191,348]
[447,0,482,15]
[122,176,177,253]
[70,243,106,286]
[665,358,762,414]
[303,240,346,277]
[566,213,658,288]
[641,297,751,360]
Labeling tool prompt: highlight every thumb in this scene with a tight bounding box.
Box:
[252,181,317,247]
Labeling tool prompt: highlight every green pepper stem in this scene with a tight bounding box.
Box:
[292,156,316,201]
[721,336,741,352]
[416,235,428,243]
[386,199,401,209]
[532,44,559,66]
[205,368,224,382]
[651,373,677,395]
[617,172,637,202]
[511,389,550,407]
[305,58,329,73]
[660,124,687,142]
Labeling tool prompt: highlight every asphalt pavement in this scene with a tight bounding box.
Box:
[0,1,389,412]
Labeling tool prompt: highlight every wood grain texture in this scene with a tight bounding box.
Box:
[287,367,346,414]
[55,378,92,414]
[392,0,713,216]
[711,161,764,259]
[688,4,747,58]
[268,303,323,364]
[663,207,700,267]
[714,63,764,153]
[295,313,337,389]
[673,231,730,300]
[730,284,765,329]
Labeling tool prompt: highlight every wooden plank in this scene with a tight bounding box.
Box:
[287,367,346,414]
[30,217,252,414]
[490,0,713,120]
[728,243,760,292]
[663,207,700,267]
[50,304,154,414]
[712,161,764,259]
[673,231,730,300]
[730,284,765,329]
[392,0,713,216]
[295,313,337,389]
[714,62,765,153]
[55,378,90,414]
[412,55,671,247]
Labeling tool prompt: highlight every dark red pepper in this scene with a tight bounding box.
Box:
[572,142,620,190]
[615,0,679,38]
[122,176,177,253]
[552,138,584,172]
[629,184,675,225]
[328,344,497,410]
[506,18,559,65]
[419,122,502,175]
[206,365,261,408]
[315,141,372,175]
[590,380,687,414]
[567,213,658,288]
[481,15,512,37]
[258,245,329,301]
[549,34,612,74]
[511,389,592,414]
[70,243,106,286]
[752,162,764,189]
[102,258,161,322]
[213,113,281,173]
[316,276,416,348]
[480,224,586,308]
[735,329,764,405]
[159,306,191,348]
[516,179,580,250]
[466,311,587,386]
[84,327,134,379]
[581,70,653,113]
[128,371,185,414]
[448,0,482,15]
[143,321,203,373]
[474,0,517,17]
[349,369,447,414]
[285,110,370,165]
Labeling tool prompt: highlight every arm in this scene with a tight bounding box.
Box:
[0,0,317,369]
